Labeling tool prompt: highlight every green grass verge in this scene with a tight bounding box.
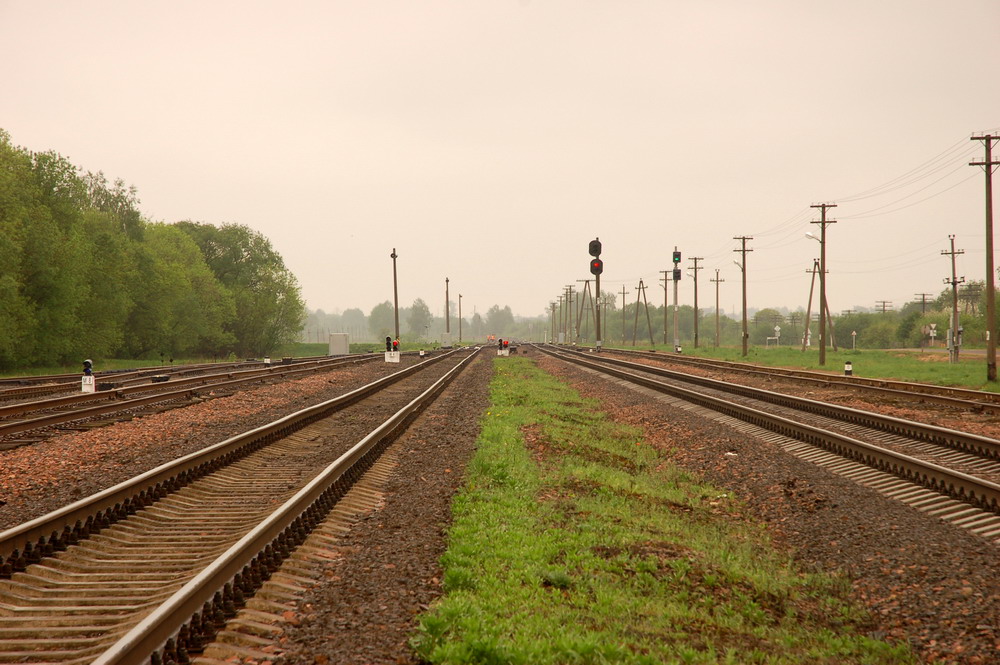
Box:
[608,343,999,392]
[411,357,917,665]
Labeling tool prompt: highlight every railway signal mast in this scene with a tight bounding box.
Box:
[589,238,603,351]
[672,248,681,352]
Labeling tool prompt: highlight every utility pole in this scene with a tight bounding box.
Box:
[810,203,837,365]
[733,236,753,356]
[876,301,893,314]
[942,234,965,363]
[711,269,724,348]
[971,134,1000,381]
[445,277,450,334]
[557,294,565,342]
[659,270,670,346]
[642,280,656,347]
[913,293,933,314]
[564,285,576,343]
[549,301,556,344]
[631,280,655,347]
[390,248,400,340]
[803,260,818,351]
[690,257,704,348]
[576,279,593,344]
[620,285,627,344]
[458,294,463,343]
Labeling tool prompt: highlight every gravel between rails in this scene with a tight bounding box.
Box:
[2,351,999,664]
[0,356,414,530]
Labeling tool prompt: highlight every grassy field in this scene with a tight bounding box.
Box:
[411,357,916,664]
[608,343,1000,392]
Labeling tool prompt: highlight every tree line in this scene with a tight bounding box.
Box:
[302,285,999,353]
[0,130,304,370]
[558,286,997,351]
[303,302,522,345]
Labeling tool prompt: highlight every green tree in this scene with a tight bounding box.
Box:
[74,209,137,357]
[83,170,144,240]
[485,305,515,337]
[369,301,396,341]
[122,224,235,357]
[470,313,484,340]
[176,222,305,355]
[407,298,433,339]
[0,131,36,366]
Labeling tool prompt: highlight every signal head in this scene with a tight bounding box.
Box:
[588,238,602,257]
[590,258,604,275]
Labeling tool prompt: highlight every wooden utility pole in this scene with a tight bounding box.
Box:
[445,277,450,334]
[575,279,593,344]
[620,285,627,344]
[875,301,893,314]
[642,280,655,346]
[802,260,818,352]
[733,236,753,356]
[711,269,724,348]
[971,134,1000,380]
[942,234,965,363]
[632,282,642,346]
[913,293,933,314]
[631,280,655,346]
[810,203,837,365]
[690,257,704,348]
[557,294,565,342]
[659,270,670,346]
[565,285,576,342]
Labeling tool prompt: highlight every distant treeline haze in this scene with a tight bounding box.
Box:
[305,286,999,352]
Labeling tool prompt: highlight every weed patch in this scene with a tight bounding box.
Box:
[412,357,917,664]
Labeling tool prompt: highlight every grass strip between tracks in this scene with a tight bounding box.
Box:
[411,356,917,665]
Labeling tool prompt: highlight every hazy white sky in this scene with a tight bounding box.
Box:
[2,1,999,320]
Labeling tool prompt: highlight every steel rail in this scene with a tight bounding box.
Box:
[0,355,378,440]
[602,347,1000,412]
[564,348,1000,461]
[0,350,454,566]
[540,346,1000,514]
[90,346,481,665]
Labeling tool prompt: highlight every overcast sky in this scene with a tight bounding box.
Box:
[3,1,999,321]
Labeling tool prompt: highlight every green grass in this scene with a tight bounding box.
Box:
[411,357,917,664]
[608,343,1000,392]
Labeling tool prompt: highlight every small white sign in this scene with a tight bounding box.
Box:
[384,351,401,363]
[81,375,96,393]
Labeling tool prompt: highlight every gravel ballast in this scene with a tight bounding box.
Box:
[1,351,997,664]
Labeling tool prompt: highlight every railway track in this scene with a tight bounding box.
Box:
[541,346,1000,542]
[0,355,380,450]
[600,347,1000,414]
[0,347,480,664]
[0,361,279,402]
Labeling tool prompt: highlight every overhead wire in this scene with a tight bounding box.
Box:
[835,135,977,203]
